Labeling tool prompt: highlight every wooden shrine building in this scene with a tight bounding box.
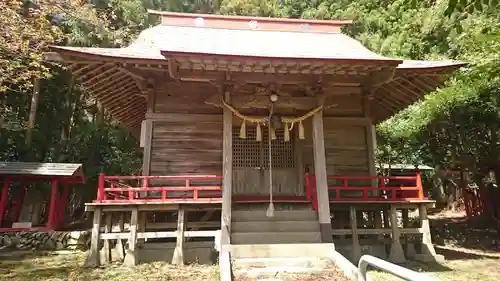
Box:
[46,10,464,275]
[0,162,85,231]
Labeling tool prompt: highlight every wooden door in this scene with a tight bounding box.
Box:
[232,127,302,197]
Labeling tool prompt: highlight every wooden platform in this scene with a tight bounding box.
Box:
[85,200,221,212]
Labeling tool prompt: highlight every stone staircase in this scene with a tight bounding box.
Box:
[229,244,346,280]
[229,205,348,280]
[231,205,321,244]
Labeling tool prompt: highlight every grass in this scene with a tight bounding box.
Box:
[0,251,219,281]
[1,211,498,281]
[369,245,500,281]
[370,210,500,281]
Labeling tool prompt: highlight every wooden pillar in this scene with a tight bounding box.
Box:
[312,110,333,242]
[372,210,388,259]
[295,129,305,193]
[363,95,378,195]
[367,124,378,193]
[138,212,147,246]
[47,179,59,229]
[115,212,126,260]
[141,90,155,173]
[388,205,406,263]
[349,206,362,262]
[141,90,155,198]
[84,207,102,267]
[221,90,232,243]
[124,208,139,266]
[383,209,389,228]
[103,213,112,264]
[220,89,233,281]
[172,208,186,265]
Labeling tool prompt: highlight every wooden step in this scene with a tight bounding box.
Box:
[232,220,320,233]
[231,231,321,244]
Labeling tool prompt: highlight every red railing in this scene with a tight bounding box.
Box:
[305,173,318,211]
[305,173,425,209]
[328,174,425,201]
[94,173,223,203]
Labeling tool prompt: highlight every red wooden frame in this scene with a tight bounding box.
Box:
[0,176,81,231]
[94,173,223,203]
[304,173,426,211]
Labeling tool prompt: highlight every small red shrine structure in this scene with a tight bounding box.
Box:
[0,162,85,232]
[46,10,464,277]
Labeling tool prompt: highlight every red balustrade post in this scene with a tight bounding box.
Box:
[47,179,59,230]
[0,179,10,227]
[312,176,318,212]
[97,172,105,202]
[305,173,311,200]
[416,172,424,199]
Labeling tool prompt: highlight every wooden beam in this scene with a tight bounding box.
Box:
[349,206,362,262]
[220,89,233,281]
[172,208,186,265]
[100,230,220,240]
[142,120,153,176]
[123,208,139,266]
[330,228,423,235]
[388,205,406,263]
[362,96,377,192]
[146,112,223,123]
[83,68,123,90]
[73,64,97,76]
[84,207,102,267]
[103,213,112,264]
[115,212,125,260]
[312,109,332,243]
[146,221,219,230]
[322,116,371,126]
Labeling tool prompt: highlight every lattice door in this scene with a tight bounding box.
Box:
[233,127,295,168]
[232,126,301,196]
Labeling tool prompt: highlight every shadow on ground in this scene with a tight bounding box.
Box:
[430,213,500,253]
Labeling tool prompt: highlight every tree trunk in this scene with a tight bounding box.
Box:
[25,78,40,150]
[57,77,76,162]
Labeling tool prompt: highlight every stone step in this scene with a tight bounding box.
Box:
[232,220,320,233]
[227,243,335,259]
[233,257,331,269]
[231,231,321,244]
[232,210,317,222]
[235,267,348,280]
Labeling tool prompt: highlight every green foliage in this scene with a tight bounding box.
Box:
[445,0,499,16]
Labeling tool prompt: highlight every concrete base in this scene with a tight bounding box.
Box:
[405,242,417,259]
[388,241,406,264]
[413,253,445,264]
[366,244,388,259]
[228,243,335,259]
[139,241,216,264]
